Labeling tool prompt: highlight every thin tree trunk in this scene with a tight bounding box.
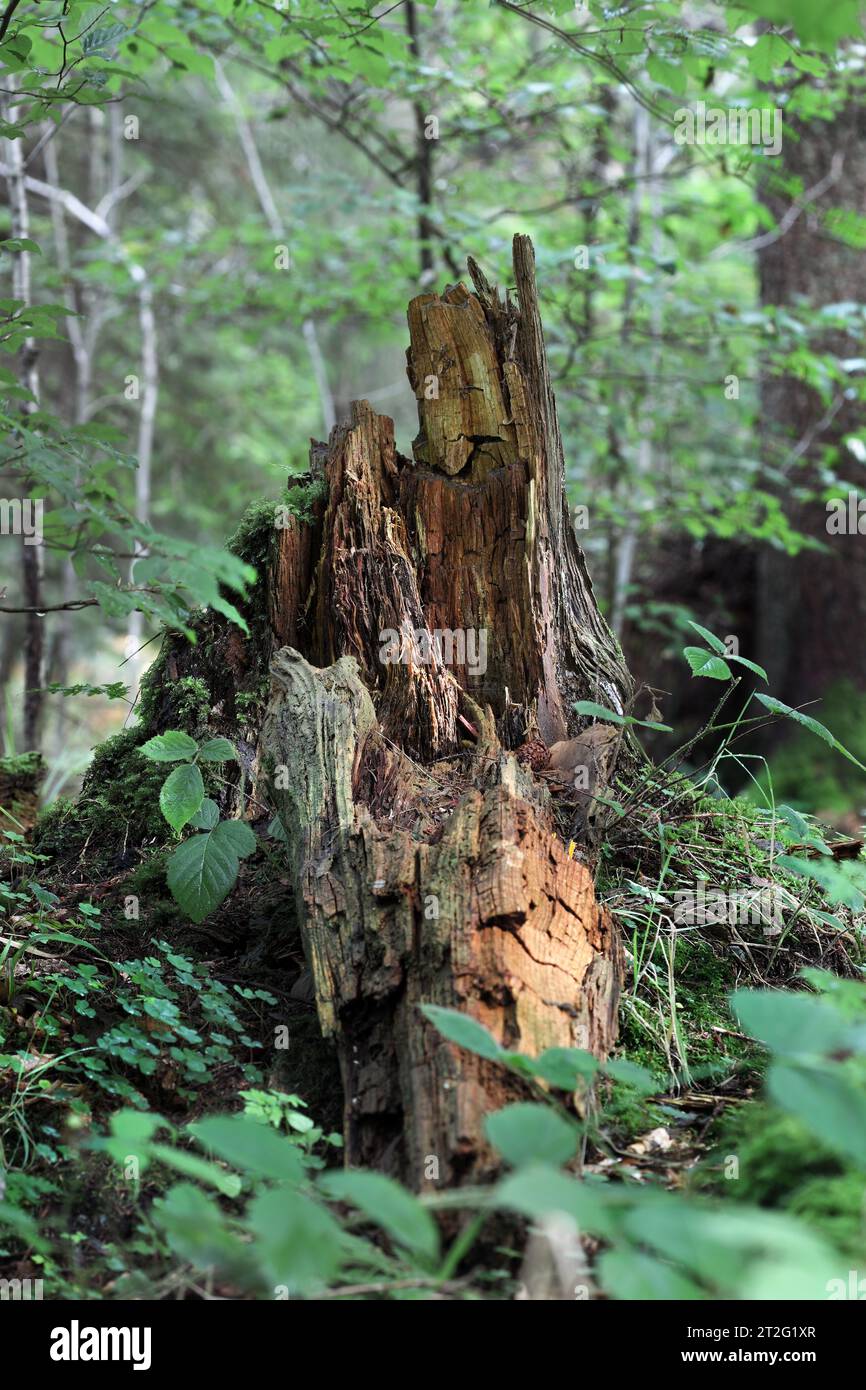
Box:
[213,59,336,436]
[44,131,91,744]
[124,269,158,671]
[3,97,44,750]
[406,1,435,283]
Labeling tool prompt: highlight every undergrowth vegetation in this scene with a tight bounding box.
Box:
[1,633,865,1299]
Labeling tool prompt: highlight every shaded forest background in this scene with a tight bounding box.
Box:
[2,0,864,825]
[3,0,866,1309]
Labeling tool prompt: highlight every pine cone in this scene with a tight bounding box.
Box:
[515,738,550,772]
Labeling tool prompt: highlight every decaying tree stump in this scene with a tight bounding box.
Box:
[261,236,633,1185]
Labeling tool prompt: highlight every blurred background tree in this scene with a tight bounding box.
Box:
[1,0,863,816]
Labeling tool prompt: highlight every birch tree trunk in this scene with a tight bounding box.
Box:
[3,94,43,751]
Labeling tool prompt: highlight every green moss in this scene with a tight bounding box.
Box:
[175,676,211,733]
[0,751,43,779]
[227,496,281,571]
[674,938,755,1067]
[227,479,326,570]
[283,477,326,525]
[236,679,270,731]
[35,728,168,869]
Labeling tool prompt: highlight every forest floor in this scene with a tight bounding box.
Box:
[2,737,864,1300]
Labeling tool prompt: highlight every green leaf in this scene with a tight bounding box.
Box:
[0,237,41,255]
[496,1163,615,1237]
[153,1182,250,1272]
[215,818,257,859]
[572,700,627,722]
[646,54,686,95]
[189,796,219,830]
[683,647,732,680]
[247,1187,344,1293]
[736,0,862,49]
[190,1114,305,1184]
[100,1108,164,1171]
[774,855,865,911]
[166,820,256,921]
[419,1004,503,1061]
[725,653,768,682]
[139,730,199,763]
[605,1059,659,1094]
[486,1103,579,1168]
[731,989,856,1057]
[754,695,866,772]
[531,1047,600,1089]
[197,736,238,763]
[598,1247,703,1301]
[687,621,728,654]
[767,1062,866,1166]
[319,1171,439,1262]
[747,33,788,82]
[159,762,205,832]
[149,1143,242,1197]
[572,700,672,733]
[166,825,239,923]
[620,1188,839,1299]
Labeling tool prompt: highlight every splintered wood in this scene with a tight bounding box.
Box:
[264,236,632,1184]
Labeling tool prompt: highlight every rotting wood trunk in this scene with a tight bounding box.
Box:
[261,236,633,1186]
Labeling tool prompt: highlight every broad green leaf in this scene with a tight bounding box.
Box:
[646,54,686,95]
[247,1187,344,1293]
[767,1061,866,1166]
[731,989,855,1057]
[197,736,238,763]
[683,647,732,680]
[153,1182,250,1272]
[621,1188,839,1299]
[319,1170,439,1262]
[159,762,205,832]
[420,1004,503,1061]
[0,237,41,254]
[725,653,768,682]
[775,804,820,844]
[736,0,862,48]
[486,1102,579,1168]
[149,1142,242,1197]
[190,1114,305,1184]
[189,796,219,830]
[747,33,788,82]
[774,854,865,911]
[166,826,240,923]
[496,1163,616,1237]
[215,818,257,859]
[598,1247,703,1301]
[139,730,199,762]
[531,1047,600,1089]
[100,1108,164,1170]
